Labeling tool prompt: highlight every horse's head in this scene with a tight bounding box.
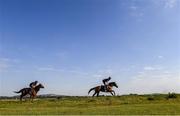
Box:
[109,82,118,88]
[38,83,45,89]
[34,83,44,93]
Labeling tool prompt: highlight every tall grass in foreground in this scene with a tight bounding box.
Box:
[0,94,180,115]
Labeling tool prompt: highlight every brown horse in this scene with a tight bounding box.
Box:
[88,82,118,97]
[14,83,44,101]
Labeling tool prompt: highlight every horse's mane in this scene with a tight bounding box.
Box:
[108,82,118,88]
[35,84,41,88]
[109,82,116,85]
[34,84,43,92]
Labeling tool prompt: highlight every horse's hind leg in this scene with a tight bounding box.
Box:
[31,97,34,102]
[30,95,33,102]
[92,92,97,97]
[20,94,23,101]
[96,92,99,97]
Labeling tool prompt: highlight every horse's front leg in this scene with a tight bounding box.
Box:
[29,94,32,102]
[31,95,35,102]
[30,94,35,102]
[32,94,37,102]
[111,90,116,96]
[110,91,114,96]
[31,97,34,102]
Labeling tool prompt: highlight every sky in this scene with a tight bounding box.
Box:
[0,0,180,96]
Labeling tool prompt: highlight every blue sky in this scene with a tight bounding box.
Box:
[0,0,180,96]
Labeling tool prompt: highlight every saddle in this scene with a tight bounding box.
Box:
[101,85,109,92]
[30,88,36,96]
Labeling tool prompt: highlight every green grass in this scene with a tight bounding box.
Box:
[1,94,180,115]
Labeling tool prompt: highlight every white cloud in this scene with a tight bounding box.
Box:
[144,66,156,71]
[56,51,69,60]
[153,0,178,8]
[0,58,21,73]
[158,55,164,59]
[68,70,88,75]
[36,65,65,72]
[92,74,103,78]
[143,66,162,71]
[36,65,88,75]
[91,69,113,80]
[0,58,11,73]
[121,66,180,94]
[129,6,138,10]
[129,4,144,22]
[164,0,177,8]
[37,67,56,71]
[100,69,113,74]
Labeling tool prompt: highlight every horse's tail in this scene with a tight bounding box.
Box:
[14,90,22,93]
[88,87,96,94]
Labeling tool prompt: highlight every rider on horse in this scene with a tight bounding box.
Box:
[29,81,38,95]
[102,76,111,91]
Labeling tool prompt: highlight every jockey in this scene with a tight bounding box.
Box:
[29,81,38,95]
[102,77,111,91]
[29,81,38,88]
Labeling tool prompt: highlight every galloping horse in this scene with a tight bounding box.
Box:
[14,83,44,101]
[88,82,118,97]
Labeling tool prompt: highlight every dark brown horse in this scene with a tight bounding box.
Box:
[14,83,44,101]
[88,82,118,97]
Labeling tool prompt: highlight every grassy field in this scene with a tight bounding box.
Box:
[1,94,180,115]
